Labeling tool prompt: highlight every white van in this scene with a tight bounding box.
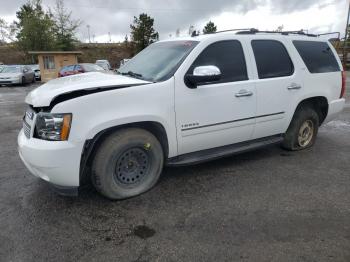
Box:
[18,29,346,199]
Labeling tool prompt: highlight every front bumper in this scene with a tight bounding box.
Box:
[324,98,346,123]
[18,129,83,188]
[0,78,21,84]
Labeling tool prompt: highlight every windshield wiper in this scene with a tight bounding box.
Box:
[118,70,143,79]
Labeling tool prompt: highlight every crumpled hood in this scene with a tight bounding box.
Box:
[0,73,21,78]
[25,72,150,107]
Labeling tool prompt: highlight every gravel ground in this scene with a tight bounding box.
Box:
[0,80,349,262]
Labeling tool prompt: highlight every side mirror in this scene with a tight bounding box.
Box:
[184,65,221,88]
[23,69,28,73]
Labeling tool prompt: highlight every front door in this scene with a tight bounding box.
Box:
[175,39,257,155]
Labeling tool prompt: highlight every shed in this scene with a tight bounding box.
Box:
[28,51,83,82]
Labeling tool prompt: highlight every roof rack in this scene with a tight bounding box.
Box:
[235,28,318,37]
[316,32,340,39]
[197,28,341,39]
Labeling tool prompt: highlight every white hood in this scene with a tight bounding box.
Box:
[25,72,150,107]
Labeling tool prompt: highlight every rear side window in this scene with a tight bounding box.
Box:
[252,40,294,79]
[293,41,340,73]
[189,40,248,83]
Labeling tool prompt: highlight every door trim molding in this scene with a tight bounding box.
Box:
[181,111,285,131]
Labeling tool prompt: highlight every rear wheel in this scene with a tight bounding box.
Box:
[92,128,164,200]
[282,106,319,151]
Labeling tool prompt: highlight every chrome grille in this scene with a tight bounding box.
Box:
[23,120,31,138]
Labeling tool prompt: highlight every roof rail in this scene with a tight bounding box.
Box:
[198,28,340,39]
[235,28,318,37]
[316,32,340,39]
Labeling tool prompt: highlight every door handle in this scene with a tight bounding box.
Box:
[235,90,253,97]
[287,83,302,90]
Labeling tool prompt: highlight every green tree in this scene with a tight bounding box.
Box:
[203,21,217,34]
[15,0,56,51]
[130,13,159,53]
[52,0,81,50]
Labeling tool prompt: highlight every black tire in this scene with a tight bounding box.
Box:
[21,76,26,85]
[32,76,35,83]
[92,128,164,200]
[282,106,319,151]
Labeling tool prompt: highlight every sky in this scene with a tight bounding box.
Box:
[0,0,349,43]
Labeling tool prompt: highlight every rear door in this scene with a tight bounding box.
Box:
[175,39,257,155]
[248,39,302,139]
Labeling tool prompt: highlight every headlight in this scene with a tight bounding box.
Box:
[35,113,72,141]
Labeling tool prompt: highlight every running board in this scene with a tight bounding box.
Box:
[167,135,283,166]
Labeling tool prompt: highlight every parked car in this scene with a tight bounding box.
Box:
[19,29,345,199]
[95,59,111,70]
[58,63,105,77]
[0,65,35,85]
[28,64,41,81]
[0,65,5,72]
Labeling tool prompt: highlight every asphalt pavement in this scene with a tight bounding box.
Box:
[0,81,349,262]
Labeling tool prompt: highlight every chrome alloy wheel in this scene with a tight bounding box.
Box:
[297,120,314,147]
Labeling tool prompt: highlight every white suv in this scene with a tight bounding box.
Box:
[18,29,346,199]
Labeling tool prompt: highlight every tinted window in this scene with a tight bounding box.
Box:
[75,65,82,71]
[293,41,340,73]
[252,40,294,79]
[188,40,248,83]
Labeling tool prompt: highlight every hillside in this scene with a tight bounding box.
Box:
[0,43,132,68]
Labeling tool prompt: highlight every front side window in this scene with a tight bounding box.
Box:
[188,40,248,83]
[293,40,340,73]
[43,56,55,70]
[117,41,198,82]
[252,40,294,79]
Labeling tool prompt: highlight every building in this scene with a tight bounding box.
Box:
[28,51,83,82]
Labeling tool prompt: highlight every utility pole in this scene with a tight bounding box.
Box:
[343,0,350,69]
[87,24,91,43]
[108,32,111,43]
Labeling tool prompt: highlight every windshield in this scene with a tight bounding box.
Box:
[1,66,22,73]
[118,40,198,82]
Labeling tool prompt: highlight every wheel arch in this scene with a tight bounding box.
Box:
[79,121,169,185]
[293,96,329,125]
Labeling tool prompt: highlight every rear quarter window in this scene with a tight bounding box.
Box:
[293,40,340,73]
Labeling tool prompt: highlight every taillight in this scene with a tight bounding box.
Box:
[341,71,346,98]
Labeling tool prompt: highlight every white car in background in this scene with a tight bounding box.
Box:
[29,64,41,81]
[95,60,111,70]
[18,29,345,199]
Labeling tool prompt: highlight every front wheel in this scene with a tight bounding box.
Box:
[92,128,164,200]
[282,106,319,151]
